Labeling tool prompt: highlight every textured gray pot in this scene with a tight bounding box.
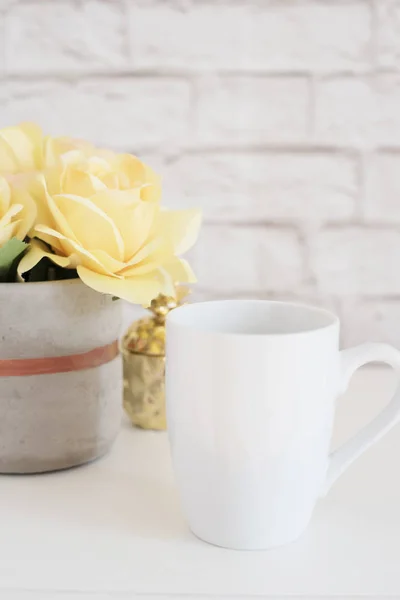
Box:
[0,279,123,473]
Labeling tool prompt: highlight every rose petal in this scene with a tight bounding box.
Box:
[89,249,125,274]
[121,238,173,276]
[18,238,72,276]
[140,181,161,203]
[124,237,168,267]
[0,140,18,173]
[100,172,119,189]
[163,257,197,283]
[92,188,142,211]
[0,221,19,246]
[77,265,161,306]
[0,177,11,213]
[141,164,162,202]
[32,229,64,253]
[34,224,117,276]
[0,123,42,171]
[24,175,63,252]
[93,191,157,261]
[19,122,44,168]
[61,167,107,196]
[0,204,23,229]
[113,154,147,188]
[40,176,80,243]
[153,267,176,298]
[157,209,202,255]
[0,177,11,216]
[53,192,125,261]
[11,186,37,240]
[43,137,87,168]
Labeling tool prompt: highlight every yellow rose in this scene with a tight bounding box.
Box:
[18,166,201,305]
[0,122,161,201]
[0,176,36,247]
[0,122,77,174]
[0,124,161,236]
[0,122,43,174]
[52,148,162,202]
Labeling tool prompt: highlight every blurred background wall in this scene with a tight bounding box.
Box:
[1,0,400,345]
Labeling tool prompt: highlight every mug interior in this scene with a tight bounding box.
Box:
[167,300,338,335]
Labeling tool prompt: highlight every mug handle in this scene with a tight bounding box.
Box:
[322,342,400,495]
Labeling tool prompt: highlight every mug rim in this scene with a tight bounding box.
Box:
[167,299,339,337]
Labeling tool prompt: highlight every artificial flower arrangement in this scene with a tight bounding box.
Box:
[0,122,201,303]
[0,122,201,475]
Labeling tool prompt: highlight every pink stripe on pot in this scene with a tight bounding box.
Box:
[0,340,119,377]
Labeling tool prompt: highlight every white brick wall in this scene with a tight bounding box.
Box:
[1,0,400,345]
[192,225,305,294]
[165,151,358,223]
[314,75,400,147]
[5,1,129,74]
[195,76,309,145]
[128,3,372,72]
[1,79,191,149]
[312,228,400,295]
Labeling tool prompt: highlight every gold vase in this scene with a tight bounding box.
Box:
[122,289,188,430]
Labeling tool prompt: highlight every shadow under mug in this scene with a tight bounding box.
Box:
[166,300,400,550]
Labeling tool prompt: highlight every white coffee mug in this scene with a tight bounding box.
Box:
[166,300,400,550]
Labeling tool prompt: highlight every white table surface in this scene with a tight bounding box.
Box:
[0,366,399,600]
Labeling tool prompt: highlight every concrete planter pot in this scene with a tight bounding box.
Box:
[0,279,123,474]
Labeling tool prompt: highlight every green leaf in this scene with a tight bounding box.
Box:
[0,238,28,283]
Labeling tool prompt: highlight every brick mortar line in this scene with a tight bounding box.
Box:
[195,288,400,301]
[70,145,392,157]
[134,145,400,157]
[209,223,400,230]
[201,222,303,230]
[161,145,363,156]
[313,223,400,232]
[201,219,367,227]
[133,142,400,153]
[1,69,400,82]
[197,222,394,231]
